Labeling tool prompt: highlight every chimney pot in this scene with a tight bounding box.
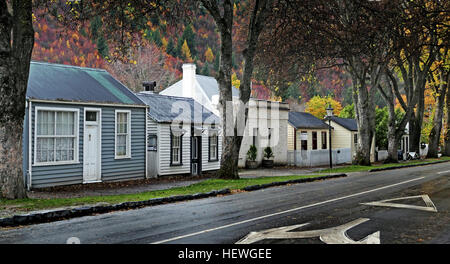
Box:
[143,81,157,93]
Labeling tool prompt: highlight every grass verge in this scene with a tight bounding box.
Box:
[0,174,325,213]
[319,156,450,174]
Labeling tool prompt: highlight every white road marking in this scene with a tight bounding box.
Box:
[151,177,424,244]
[361,195,437,212]
[236,218,380,244]
[437,170,450,175]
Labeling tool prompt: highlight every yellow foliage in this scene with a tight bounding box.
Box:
[181,40,192,62]
[232,73,240,89]
[161,37,168,49]
[205,47,214,63]
[305,95,343,119]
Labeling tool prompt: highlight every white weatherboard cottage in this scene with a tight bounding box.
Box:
[136,85,221,177]
[160,63,289,168]
[287,111,352,167]
[23,61,148,189]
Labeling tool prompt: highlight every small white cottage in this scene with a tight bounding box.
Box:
[136,88,221,178]
[160,63,290,168]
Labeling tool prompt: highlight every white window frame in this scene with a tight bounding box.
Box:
[171,134,181,165]
[209,135,218,161]
[115,110,132,159]
[33,106,80,166]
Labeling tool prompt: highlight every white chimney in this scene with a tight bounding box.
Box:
[182,63,196,99]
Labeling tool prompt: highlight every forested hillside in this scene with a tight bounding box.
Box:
[32,4,369,105]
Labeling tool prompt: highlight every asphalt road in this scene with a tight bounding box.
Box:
[0,162,449,244]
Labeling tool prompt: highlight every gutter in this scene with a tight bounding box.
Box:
[28,98,148,109]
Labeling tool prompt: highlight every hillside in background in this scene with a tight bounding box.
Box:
[31,6,355,104]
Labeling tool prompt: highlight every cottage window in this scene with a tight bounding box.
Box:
[148,134,157,151]
[209,135,218,161]
[354,134,358,148]
[115,110,131,159]
[35,108,78,165]
[171,134,182,165]
[312,132,318,150]
[300,131,308,150]
[321,132,327,149]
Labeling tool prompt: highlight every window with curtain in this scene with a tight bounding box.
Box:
[35,109,77,164]
[116,111,131,158]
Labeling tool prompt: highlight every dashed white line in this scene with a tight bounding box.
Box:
[437,170,450,175]
[151,176,425,244]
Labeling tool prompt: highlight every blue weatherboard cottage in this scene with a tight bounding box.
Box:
[22,61,148,189]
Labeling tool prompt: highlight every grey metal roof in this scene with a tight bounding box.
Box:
[196,75,240,99]
[135,92,220,124]
[329,116,358,131]
[27,61,144,106]
[289,112,330,129]
[161,74,240,100]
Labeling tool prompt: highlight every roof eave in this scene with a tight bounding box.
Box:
[28,98,148,108]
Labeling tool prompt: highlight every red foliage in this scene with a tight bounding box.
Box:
[32,15,105,68]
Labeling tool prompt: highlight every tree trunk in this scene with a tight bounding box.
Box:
[201,1,239,179]
[0,0,34,199]
[444,78,450,156]
[352,81,376,166]
[428,72,449,158]
[384,101,400,163]
[206,0,272,179]
[349,60,378,166]
[0,121,27,199]
[409,94,425,154]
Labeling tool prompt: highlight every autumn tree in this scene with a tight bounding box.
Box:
[204,46,214,63]
[305,95,342,119]
[0,0,284,197]
[0,0,170,198]
[258,0,396,165]
[181,39,193,62]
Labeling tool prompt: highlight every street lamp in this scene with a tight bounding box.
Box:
[326,105,334,169]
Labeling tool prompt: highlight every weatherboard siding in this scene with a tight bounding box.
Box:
[201,128,221,172]
[330,121,353,151]
[27,102,146,188]
[287,124,295,151]
[101,106,146,182]
[157,123,191,176]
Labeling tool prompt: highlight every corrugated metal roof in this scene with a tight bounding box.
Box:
[289,112,330,129]
[27,61,144,106]
[196,75,240,99]
[135,92,220,124]
[330,116,358,131]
